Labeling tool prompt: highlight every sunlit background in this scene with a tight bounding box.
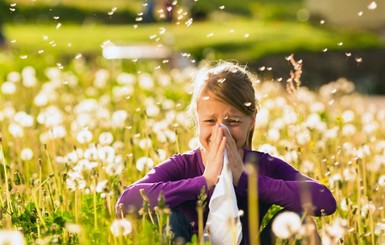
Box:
[1,0,385,244]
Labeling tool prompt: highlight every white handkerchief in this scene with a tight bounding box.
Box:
[206,124,242,245]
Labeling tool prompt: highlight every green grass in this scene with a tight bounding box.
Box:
[3,18,383,67]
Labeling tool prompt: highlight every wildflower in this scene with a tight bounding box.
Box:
[321,217,347,244]
[8,122,24,138]
[111,110,128,128]
[98,132,114,145]
[0,230,26,245]
[139,138,152,150]
[65,223,82,234]
[189,137,200,149]
[14,111,34,127]
[136,157,154,171]
[22,66,37,87]
[1,81,17,95]
[145,104,160,117]
[341,110,355,123]
[138,73,154,90]
[272,211,302,239]
[20,148,34,161]
[76,128,93,144]
[110,219,132,237]
[267,128,280,142]
[341,124,356,136]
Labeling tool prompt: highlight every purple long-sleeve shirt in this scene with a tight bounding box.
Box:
[116,148,336,240]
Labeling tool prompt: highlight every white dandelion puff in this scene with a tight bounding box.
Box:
[20,148,34,161]
[272,211,302,239]
[110,219,132,237]
[136,157,154,171]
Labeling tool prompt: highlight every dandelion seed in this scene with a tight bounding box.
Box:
[133,24,138,29]
[355,57,363,63]
[338,42,343,46]
[229,29,234,33]
[185,18,193,27]
[56,23,62,29]
[320,19,325,24]
[272,211,301,239]
[10,39,16,43]
[219,5,225,10]
[378,175,385,187]
[135,17,143,22]
[38,49,44,54]
[345,52,352,57]
[358,11,363,16]
[108,7,118,16]
[202,96,210,101]
[244,102,252,107]
[322,48,328,52]
[217,78,226,83]
[75,53,82,59]
[110,219,132,237]
[10,8,16,11]
[258,66,266,71]
[53,16,59,20]
[368,1,377,10]
[20,55,28,59]
[207,33,214,38]
[244,33,250,38]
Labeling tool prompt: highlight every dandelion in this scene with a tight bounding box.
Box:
[110,219,132,237]
[189,136,201,149]
[20,148,34,161]
[136,157,154,171]
[139,138,152,150]
[1,81,17,95]
[272,211,302,239]
[138,73,154,90]
[145,104,160,117]
[368,1,377,10]
[98,132,114,145]
[378,175,385,187]
[8,122,24,138]
[65,223,82,234]
[267,128,280,142]
[76,128,93,144]
[0,230,26,245]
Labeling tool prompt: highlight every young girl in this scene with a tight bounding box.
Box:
[116,61,336,244]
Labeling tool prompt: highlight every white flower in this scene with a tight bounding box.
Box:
[145,104,160,117]
[342,110,355,123]
[139,138,152,150]
[111,110,128,128]
[136,157,154,171]
[22,66,37,87]
[267,128,280,142]
[0,230,26,245]
[110,219,132,237]
[189,137,201,149]
[272,211,302,239]
[99,132,114,145]
[76,128,93,144]
[258,144,278,156]
[116,72,136,85]
[65,223,82,234]
[255,108,269,128]
[8,123,24,138]
[342,124,356,136]
[138,73,154,90]
[1,81,17,94]
[20,148,34,161]
[14,111,34,127]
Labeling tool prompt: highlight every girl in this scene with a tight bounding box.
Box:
[116,61,336,244]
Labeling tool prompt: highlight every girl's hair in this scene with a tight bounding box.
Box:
[188,61,260,149]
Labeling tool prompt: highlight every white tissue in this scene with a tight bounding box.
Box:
[206,124,242,245]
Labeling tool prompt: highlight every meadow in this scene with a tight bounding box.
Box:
[1,1,385,244]
[0,51,385,244]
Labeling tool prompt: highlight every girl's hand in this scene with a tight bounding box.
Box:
[222,126,245,186]
[203,124,226,189]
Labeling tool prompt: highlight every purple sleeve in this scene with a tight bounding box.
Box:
[235,153,336,216]
[116,156,208,215]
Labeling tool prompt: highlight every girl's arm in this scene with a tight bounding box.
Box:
[235,153,336,216]
[116,157,208,215]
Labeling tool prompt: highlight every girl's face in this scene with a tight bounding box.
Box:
[196,90,255,151]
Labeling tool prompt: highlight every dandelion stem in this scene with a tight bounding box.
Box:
[0,139,13,227]
[246,163,259,245]
[93,177,98,229]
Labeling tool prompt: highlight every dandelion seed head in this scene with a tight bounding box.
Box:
[136,157,154,171]
[0,230,26,245]
[110,219,132,237]
[20,148,34,161]
[98,132,114,145]
[1,81,17,95]
[76,128,93,144]
[272,211,302,239]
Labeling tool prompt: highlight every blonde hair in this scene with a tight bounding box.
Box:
[188,61,260,149]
